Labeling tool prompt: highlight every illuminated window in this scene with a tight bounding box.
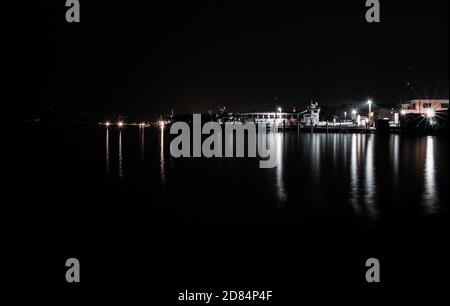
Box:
[405,103,416,110]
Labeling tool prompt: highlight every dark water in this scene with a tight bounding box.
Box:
[6,125,449,295]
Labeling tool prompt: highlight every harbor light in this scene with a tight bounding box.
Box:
[104,121,110,127]
[158,120,165,127]
[117,121,124,127]
[426,109,435,118]
[367,100,372,116]
[351,109,358,122]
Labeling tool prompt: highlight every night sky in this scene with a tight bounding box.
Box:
[19,1,449,118]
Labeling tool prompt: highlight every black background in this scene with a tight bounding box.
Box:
[4,0,449,303]
[13,0,449,118]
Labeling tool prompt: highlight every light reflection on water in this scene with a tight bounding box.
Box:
[102,129,445,218]
[423,136,438,214]
[118,130,124,179]
[310,133,321,180]
[139,126,145,161]
[350,134,360,213]
[160,125,166,185]
[390,134,400,188]
[347,134,378,218]
[105,128,110,177]
[258,131,287,203]
[364,134,377,218]
[274,132,286,203]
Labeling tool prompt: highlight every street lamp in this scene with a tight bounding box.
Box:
[367,99,372,116]
[277,107,282,113]
[351,109,357,123]
[426,109,435,118]
[344,111,347,121]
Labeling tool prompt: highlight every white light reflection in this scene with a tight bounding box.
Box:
[390,134,399,188]
[274,132,286,203]
[364,134,377,219]
[160,124,166,184]
[308,134,324,204]
[139,126,145,161]
[350,134,360,213]
[118,130,123,179]
[310,133,321,180]
[423,136,438,214]
[105,128,110,176]
[332,133,338,165]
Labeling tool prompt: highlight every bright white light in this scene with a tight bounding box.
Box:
[278,107,282,113]
[105,121,110,127]
[367,99,372,105]
[352,109,357,115]
[117,121,124,127]
[426,109,435,118]
[158,120,165,127]
[400,110,406,115]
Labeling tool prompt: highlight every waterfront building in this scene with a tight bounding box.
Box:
[400,99,449,128]
[236,102,320,128]
[401,99,449,116]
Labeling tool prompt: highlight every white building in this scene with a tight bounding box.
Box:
[237,102,321,128]
[401,99,449,116]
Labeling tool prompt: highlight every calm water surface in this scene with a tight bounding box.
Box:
[98,127,448,220]
[11,125,449,287]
